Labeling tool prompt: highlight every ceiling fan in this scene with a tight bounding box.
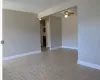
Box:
[64,11,74,18]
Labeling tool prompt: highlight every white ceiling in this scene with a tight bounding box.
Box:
[3,0,70,13]
[51,7,77,17]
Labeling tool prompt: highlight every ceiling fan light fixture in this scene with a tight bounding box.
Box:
[39,18,41,20]
[65,12,68,15]
[64,14,68,18]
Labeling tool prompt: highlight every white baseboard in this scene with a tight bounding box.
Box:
[50,46,78,50]
[50,46,62,50]
[3,50,41,61]
[77,60,100,70]
[62,46,78,50]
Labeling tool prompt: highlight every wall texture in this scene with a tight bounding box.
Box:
[3,9,41,57]
[78,0,100,65]
[45,17,51,48]
[62,15,78,48]
[3,0,100,66]
[50,16,62,48]
[39,0,100,66]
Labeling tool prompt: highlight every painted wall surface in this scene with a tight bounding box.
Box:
[3,9,41,57]
[3,0,100,66]
[62,15,77,48]
[45,17,51,48]
[78,0,100,65]
[38,0,100,65]
[50,16,62,48]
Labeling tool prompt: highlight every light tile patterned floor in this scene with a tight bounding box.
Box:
[3,48,100,80]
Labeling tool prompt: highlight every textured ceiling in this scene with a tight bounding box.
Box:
[4,0,70,11]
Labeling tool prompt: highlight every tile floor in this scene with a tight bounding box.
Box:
[3,48,100,80]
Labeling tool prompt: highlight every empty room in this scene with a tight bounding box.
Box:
[1,0,100,80]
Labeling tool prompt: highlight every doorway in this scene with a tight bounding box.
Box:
[40,20,48,51]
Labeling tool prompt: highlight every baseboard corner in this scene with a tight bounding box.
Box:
[50,46,62,50]
[62,46,78,50]
[77,60,100,70]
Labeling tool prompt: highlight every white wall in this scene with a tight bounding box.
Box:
[78,0,100,65]
[3,0,100,66]
[3,9,41,57]
[38,0,100,66]
[50,16,62,48]
[45,17,51,48]
[62,15,78,48]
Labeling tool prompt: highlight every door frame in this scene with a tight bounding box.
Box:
[0,0,3,79]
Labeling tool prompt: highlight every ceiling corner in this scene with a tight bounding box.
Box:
[3,1,43,14]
